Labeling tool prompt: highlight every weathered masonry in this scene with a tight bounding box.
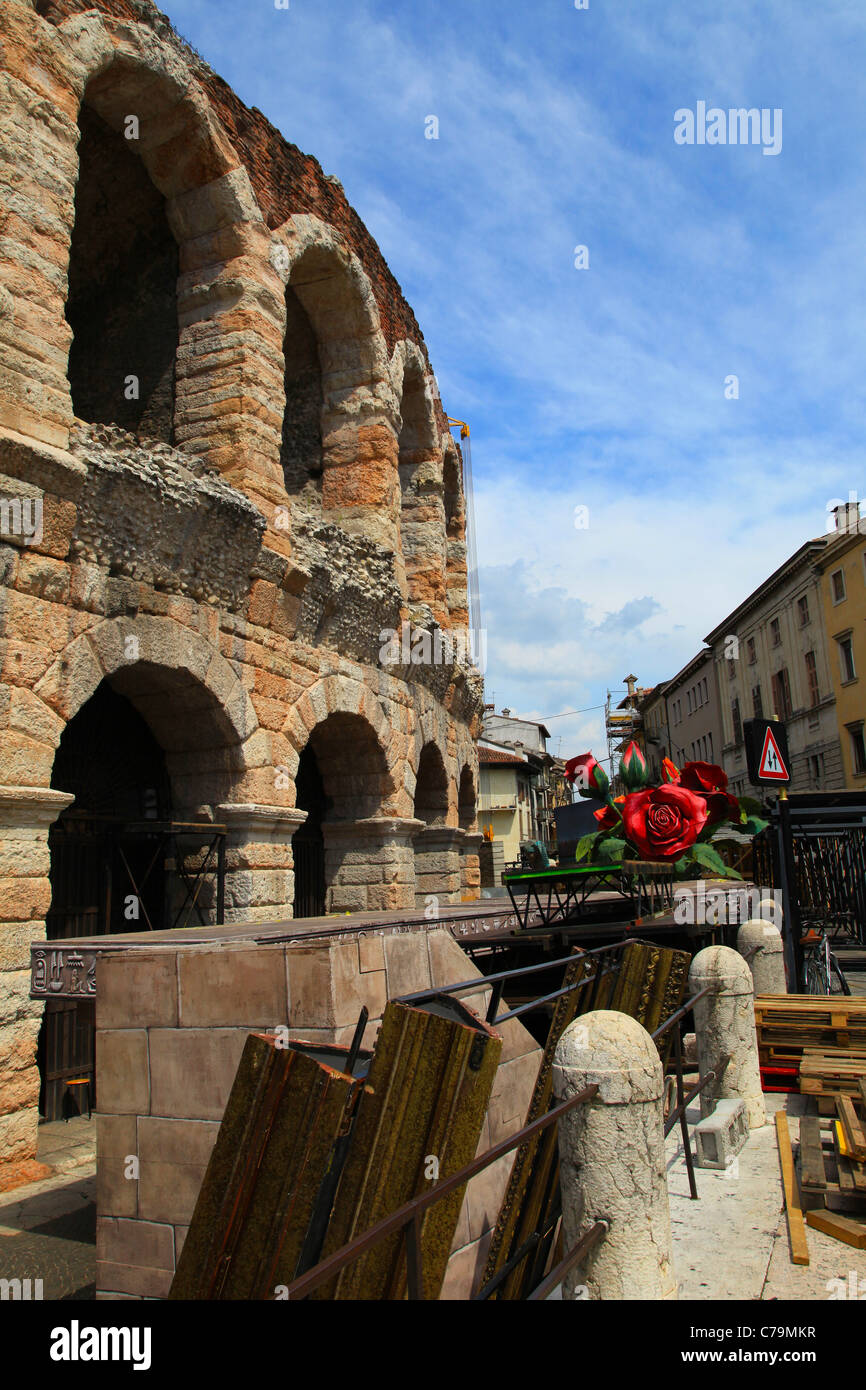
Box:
[0,0,483,1182]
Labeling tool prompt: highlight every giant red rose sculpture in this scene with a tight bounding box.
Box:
[566,746,767,879]
[620,784,708,860]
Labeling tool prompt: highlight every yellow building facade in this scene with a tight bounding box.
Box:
[815,516,866,786]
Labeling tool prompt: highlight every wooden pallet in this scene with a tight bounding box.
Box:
[755,995,866,1066]
[799,1054,866,1106]
[797,1115,866,1211]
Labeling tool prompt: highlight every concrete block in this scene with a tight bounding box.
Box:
[178,944,287,1027]
[694,1098,749,1170]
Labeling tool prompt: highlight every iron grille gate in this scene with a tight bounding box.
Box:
[39,815,227,1121]
[292,832,326,919]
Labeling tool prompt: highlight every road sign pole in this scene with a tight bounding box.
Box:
[776,788,801,990]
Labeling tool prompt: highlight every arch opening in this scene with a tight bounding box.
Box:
[443,446,464,540]
[39,666,246,1120]
[292,711,394,916]
[458,764,477,831]
[65,103,179,440]
[291,743,328,919]
[397,358,441,607]
[280,283,324,497]
[304,712,392,823]
[414,742,449,828]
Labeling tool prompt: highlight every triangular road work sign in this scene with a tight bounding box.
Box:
[759,726,789,780]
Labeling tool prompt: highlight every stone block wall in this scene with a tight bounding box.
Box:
[93,925,542,1300]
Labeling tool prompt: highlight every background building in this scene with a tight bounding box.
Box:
[815,504,866,786]
[478,707,571,859]
[705,536,843,797]
[664,649,723,773]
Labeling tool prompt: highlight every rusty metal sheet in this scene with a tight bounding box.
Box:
[315,997,502,1300]
[169,1032,366,1300]
[482,941,690,1299]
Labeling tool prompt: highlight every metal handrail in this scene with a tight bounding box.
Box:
[282,1082,600,1301]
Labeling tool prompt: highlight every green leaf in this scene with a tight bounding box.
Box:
[575,833,596,863]
[596,836,627,864]
[741,815,769,837]
[689,843,742,879]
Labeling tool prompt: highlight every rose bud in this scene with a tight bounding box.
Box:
[564,752,610,799]
[620,740,648,791]
[621,783,709,860]
[661,757,680,784]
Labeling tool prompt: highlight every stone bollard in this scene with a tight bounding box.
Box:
[689,946,766,1129]
[552,1010,677,1301]
[737,918,787,996]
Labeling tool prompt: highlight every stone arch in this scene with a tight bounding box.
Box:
[271,217,389,413]
[58,13,240,202]
[283,672,394,790]
[414,742,449,827]
[269,217,399,548]
[33,616,258,802]
[458,763,477,831]
[392,342,446,615]
[53,13,280,485]
[443,438,469,626]
[302,712,393,823]
[443,439,465,542]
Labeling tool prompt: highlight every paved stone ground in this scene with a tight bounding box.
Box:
[0,1168,96,1300]
[667,1092,866,1300]
[3,1095,864,1303]
[0,1117,97,1301]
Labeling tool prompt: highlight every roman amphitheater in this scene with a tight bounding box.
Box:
[0,0,486,1192]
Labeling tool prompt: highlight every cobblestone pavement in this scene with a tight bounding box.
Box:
[0,1168,96,1302]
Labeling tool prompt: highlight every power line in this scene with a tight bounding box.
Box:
[542,704,608,721]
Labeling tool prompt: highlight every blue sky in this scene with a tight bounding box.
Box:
[167,0,866,761]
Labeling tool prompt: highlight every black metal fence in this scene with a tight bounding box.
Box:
[753,794,866,944]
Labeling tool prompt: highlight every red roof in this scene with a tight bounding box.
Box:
[479,748,525,766]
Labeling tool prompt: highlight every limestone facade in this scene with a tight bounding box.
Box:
[0,0,483,1180]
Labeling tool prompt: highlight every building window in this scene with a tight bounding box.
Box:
[752,684,763,719]
[831,568,846,604]
[837,634,857,683]
[797,595,810,627]
[770,617,781,647]
[849,724,866,777]
[746,637,756,664]
[728,659,736,680]
[805,650,820,708]
[732,698,742,745]
[687,690,693,715]
[772,668,792,721]
[808,753,823,784]
[708,732,714,761]
[702,677,708,703]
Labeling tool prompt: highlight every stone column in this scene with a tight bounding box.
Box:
[412,825,463,909]
[217,804,308,924]
[689,946,766,1129]
[322,817,425,914]
[553,1010,677,1301]
[737,919,787,996]
[459,830,483,902]
[0,785,74,1184]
